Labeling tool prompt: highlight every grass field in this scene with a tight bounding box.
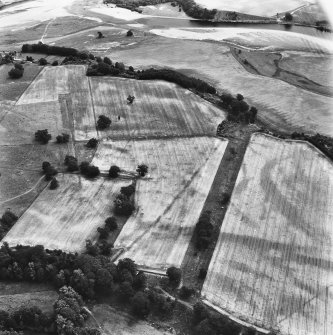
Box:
[92,137,228,270]
[0,290,57,314]
[202,133,333,334]
[88,304,167,335]
[89,77,225,139]
[0,281,56,314]
[3,174,130,252]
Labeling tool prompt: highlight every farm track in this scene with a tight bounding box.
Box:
[181,124,256,291]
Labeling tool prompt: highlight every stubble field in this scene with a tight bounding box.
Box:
[3,174,130,252]
[202,133,333,335]
[92,137,228,270]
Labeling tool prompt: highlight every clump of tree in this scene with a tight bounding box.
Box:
[105,216,118,231]
[86,138,98,149]
[136,164,148,177]
[35,129,51,144]
[220,93,257,124]
[8,63,24,79]
[198,268,207,280]
[49,177,59,190]
[127,95,135,104]
[178,0,217,20]
[284,12,293,21]
[114,183,135,216]
[166,266,181,287]
[0,305,54,334]
[109,165,121,178]
[0,210,18,240]
[22,43,79,57]
[179,285,194,299]
[64,155,79,172]
[138,68,216,94]
[147,288,174,318]
[52,60,58,66]
[56,133,70,144]
[79,162,100,178]
[54,286,101,335]
[42,161,58,181]
[38,58,47,66]
[127,30,133,37]
[96,115,111,130]
[195,211,213,250]
[97,216,119,243]
[86,58,126,77]
[131,291,150,318]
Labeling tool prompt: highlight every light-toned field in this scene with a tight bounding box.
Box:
[89,77,225,139]
[89,304,169,335]
[194,0,315,16]
[92,137,228,270]
[3,174,130,252]
[108,36,333,136]
[150,28,333,52]
[202,133,333,335]
[15,65,96,141]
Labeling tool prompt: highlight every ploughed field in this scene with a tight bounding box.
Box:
[92,137,228,270]
[202,133,333,335]
[3,174,130,252]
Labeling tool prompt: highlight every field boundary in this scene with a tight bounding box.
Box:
[253,132,333,162]
[15,66,44,106]
[202,300,271,334]
[87,77,100,138]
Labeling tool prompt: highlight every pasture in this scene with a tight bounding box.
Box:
[92,137,228,270]
[3,174,130,252]
[202,133,333,335]
[89,77,225,139]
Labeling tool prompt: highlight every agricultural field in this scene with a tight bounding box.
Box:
[3,174,131,252]
[108,36,333,136]
[0,63,42,101]
[15,65,96,141]
[89,77,225,139]
[231,48,333,96]
[92,137,228,270]
[202,133,333,335]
